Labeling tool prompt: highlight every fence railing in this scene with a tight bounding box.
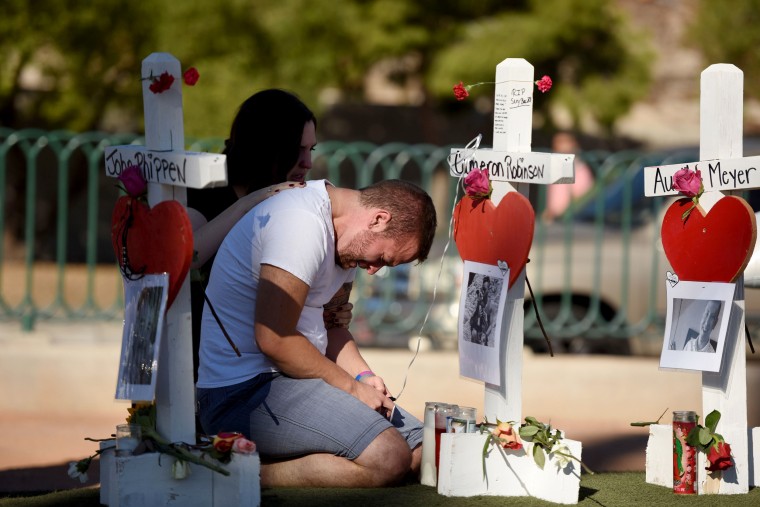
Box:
[3,129,757,351]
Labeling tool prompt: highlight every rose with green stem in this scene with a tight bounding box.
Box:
[685,410,733,472]
[478,416,593,479]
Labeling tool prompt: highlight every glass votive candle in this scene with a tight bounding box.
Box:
[115,424,142,457]
[434,403,455,471]
[448,405,477,433]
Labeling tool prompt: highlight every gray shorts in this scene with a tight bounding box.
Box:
[197,373,423,460]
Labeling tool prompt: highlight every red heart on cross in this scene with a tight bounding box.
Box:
[661,195,757,283]
[453,193,535,287]
[111,196,194,307]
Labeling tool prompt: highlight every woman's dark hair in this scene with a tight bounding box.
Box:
[223,89,316,193]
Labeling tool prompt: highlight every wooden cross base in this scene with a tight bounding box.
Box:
[99,447,261,506]
[646,424,760,494]
[437,433,582,504]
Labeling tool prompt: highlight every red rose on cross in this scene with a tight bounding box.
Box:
[149,71,175,94]
[453,74,553,101]
[672,167,703,198]
[464,168,491,199]
[117,164,147,197]
[671,166,704,221]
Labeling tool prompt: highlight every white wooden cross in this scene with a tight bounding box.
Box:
[100,53,259,507]
[104,53,226,444]
[447,58,574,427]
[643,63,756,495]
[437,58,581,504]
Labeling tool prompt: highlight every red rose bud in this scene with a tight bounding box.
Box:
[183,67,200,86]
[535,75,553,93]
[118,164,147,197]
[491,421,523,450]
[453,81,469,101]
[232,437,257,454]
[672,167,703,198]
[213,432,243,453]
[706,442,733,472]
[149,71,175,94]
[464,168,491,199]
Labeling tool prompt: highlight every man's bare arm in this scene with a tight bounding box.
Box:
[255,264,392,412]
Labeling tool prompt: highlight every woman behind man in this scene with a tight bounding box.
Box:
[187,89,316,269]
[187,89,351,382]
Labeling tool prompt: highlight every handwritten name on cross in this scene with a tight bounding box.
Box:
[644,157,760,198]
[448,147,575,188]
[103,53,226,443]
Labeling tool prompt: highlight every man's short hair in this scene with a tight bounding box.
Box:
[358,179,437,262]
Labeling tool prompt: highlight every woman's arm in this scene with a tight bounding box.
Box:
[189,181,305,268]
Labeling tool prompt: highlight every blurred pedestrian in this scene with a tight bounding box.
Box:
[544,131,594,221]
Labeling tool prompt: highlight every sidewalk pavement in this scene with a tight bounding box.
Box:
[1,322,759,493]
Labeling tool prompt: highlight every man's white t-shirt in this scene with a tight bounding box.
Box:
[197,180,355,388]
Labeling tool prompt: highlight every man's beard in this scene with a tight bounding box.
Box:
[336,229,374,269]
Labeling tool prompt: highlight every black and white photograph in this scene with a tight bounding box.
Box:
[667,299,721,353]
[115,274,169,401]
[660,279,734,373]
[464,273,501,347]
[458,260,508,385]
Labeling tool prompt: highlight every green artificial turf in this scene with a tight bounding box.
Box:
[1,473,758,506]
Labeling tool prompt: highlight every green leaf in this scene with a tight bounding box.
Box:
[630,407,670,427]
[685,427,701,448]
[705,410,721,433]
[524,416,540,427]
[698,427,713,447]
[519,425,540,438]
[533,444,546,469]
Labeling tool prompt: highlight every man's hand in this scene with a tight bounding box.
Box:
[351,380,395,418]
[360,374,392,398]
[323,283,353,330]
[323,302,353,329]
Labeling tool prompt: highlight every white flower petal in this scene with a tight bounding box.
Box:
[172,459,191,480]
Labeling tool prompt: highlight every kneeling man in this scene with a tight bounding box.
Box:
[197,179,437,487]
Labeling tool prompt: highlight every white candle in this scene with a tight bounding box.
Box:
[420,402,437,486]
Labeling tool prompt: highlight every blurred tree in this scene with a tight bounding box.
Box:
[162,0,650,139]
[687,0,760,101]
[427,0,653,137]
[0,0,651,139]
[0,0,155,131]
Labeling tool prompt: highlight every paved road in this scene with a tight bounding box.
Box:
[1,322,759,492]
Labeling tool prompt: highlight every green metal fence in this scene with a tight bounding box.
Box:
[4,128,755,351]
